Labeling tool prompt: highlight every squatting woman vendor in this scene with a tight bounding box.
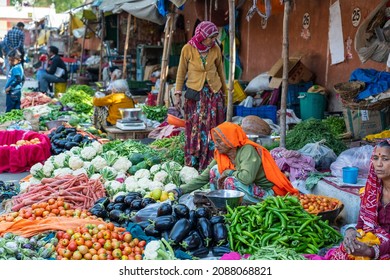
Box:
[171,122,298,203]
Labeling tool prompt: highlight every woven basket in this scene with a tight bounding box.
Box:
[334,81,365,100]
[341,97,390,111]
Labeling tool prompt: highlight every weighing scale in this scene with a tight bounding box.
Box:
[116,119,146,130]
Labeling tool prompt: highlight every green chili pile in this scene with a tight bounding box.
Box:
[225,195,342,255]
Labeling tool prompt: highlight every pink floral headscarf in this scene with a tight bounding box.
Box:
[188,21,218,53]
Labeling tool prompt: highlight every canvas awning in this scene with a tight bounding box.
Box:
[97,0,166,25]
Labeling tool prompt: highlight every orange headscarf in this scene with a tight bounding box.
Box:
[211,122,298,196]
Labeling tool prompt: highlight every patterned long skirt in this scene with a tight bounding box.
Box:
[184,84,225,172]
[209,165,274,204]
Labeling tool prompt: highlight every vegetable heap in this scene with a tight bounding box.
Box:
[286,119,347,155]
[141,105,168,122]
[48,125,94,155]
[0,109,24,124]
[59,86,94,114]
[224,195,343,255]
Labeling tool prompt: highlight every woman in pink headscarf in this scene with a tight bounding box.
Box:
[174,21,227,172]
[324,140,390,260]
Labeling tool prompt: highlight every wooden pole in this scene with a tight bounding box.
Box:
[99,12,105,81]
[226,0,236,122]
[123,13,132,79]
[157,13,175,106]
[280,0,291,148]
[79,19,88,76]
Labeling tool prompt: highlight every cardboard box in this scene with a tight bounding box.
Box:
[268,57,314,88]
[343,108,390,139]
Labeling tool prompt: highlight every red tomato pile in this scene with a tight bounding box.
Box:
[296,193,340,214]
[0,197,101,223]
[55,223,147,260]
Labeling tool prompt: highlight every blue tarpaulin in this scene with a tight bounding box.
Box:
[349,68,390,100]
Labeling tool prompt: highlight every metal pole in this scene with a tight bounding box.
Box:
[280,0,291,148]
[123,13,132,79]
[99,12,105,81]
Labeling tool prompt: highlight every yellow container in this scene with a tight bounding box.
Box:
[54,82,67,97]
[226,80,246,105]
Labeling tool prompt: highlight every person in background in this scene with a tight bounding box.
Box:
[93,68,122,131]
[326,140,390,260]
[4,22,25,73]
[92,79,136,128]
[4,49,24,112]
[170,122,298,204]
[174,21,227,172]
[37,46,68,95]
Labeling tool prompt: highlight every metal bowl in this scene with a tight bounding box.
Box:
[205,190,245,210]
[246,134,259,142]
[119,108,142,120]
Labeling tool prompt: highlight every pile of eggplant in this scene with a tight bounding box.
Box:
[48,125,93,155]
[140,203,230,258]
[0,181,19,203]
[89,192,156,228]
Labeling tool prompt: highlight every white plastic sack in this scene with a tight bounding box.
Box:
[330,145,374,178]
[244,72,273,93]
[298,141,337,171]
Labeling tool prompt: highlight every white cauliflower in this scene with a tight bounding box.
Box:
[124,176,139,191]
[73,168,88,176]
[91,141,103,154]
[29,177,41,185]
[147,181,164,191]
[179,166,199,184]
[162,161,182,172]
[69,156,84,171]
[53,168,73,177]
[103,150,119,166]
[104,180,125,197]
[30,163,44,179]
[70,146,82,155]
[153,170,168,183]
[90,173,103,180]
[112,156,132,173]
[164,183,177,192]
[137,177,152,189]
[80,146,97,161]
[150,164,161,174]
[101,166,118,181]
[42,160,55,177]
[134,169,150,180]
[53,153,69,168]
[91,156,108,170]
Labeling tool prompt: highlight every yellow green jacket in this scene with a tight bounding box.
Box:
[175,43,227,94]
[93,93,135,125]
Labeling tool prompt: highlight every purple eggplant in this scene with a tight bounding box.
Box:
[154,215,177,232]
[180,231,203,250]
[195,207,211,219]
[173,204,190,219]
[157,203,173,217]
[168,218,192,245]
[197,217,213,247]
[212,223,228,246]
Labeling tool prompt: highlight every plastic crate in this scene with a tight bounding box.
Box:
[287,82,313,106]
[234,105,277,123]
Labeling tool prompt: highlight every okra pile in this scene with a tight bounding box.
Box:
[225,195,342,255]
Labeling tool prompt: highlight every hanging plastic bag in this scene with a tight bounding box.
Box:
[298,140,337,171]
[330,145,374,179]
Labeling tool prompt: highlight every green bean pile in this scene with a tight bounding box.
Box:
[225,195,342,255]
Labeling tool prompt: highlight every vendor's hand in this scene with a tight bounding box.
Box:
[174,92,182,110]
[217,175,228,189]
[5,87,10,94]
[346,239,373,257]
[343,228,361,254]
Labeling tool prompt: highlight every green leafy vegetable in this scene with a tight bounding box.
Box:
[322,116,346,136]
[141,105,168,122]
[286,119,347,155]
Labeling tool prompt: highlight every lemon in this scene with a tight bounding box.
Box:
[160,191,169,202]
[150,188,162,200]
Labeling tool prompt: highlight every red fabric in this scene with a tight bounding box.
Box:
[188,21,218,53]
[0,130,51,173]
